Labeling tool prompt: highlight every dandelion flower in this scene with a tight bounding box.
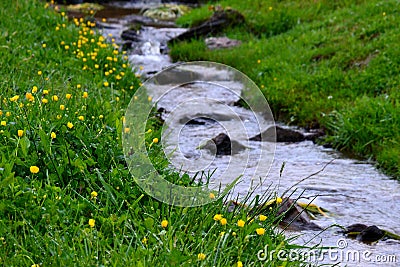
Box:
[76,84,81,89]
[52,95,59,101]
[67,122,73,129]
[66,93,72,100]
[141,237,147,245]
[256,228,265,235]
[42,98,48,104]
[26,93,34,101]
[161,220,168,228]
[18,130,24,137]
[209,192,215,199]
[152,138,158,144]
[5,112,11,117]
[259,215,267,221]
[42,43,46,48]
[78,116,84,121]
[88,219,95,228]
[91,191,98,198]
[38,70,42,76]
[30,166,39,174]
[32,86,38,93]
[276,197,283,204]
[103,81,109,87]
[237,261,243,267]
[197,253,206,261]
[51,132,56,139]
[60,105,65,110]
[43,90,49,95]
[83,92,88,98]
[124,127,130,133]
[237,219,245,227]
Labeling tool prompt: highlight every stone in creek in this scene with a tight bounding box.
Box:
[250,126,305,143]
[356,225,385,243]
[201,133,246,156]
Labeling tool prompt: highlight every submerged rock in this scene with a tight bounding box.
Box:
[200,133,246,156]
[250,126,324,143]
[142,4,191,21]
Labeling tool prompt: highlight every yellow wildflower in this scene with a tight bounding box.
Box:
[220,218,227,226]
[237,261,243,267]
[91,191,98,198]
[17,130,24,137]
[209,192,215,199]
[259,215,267,221]
[66,93,72,100]
[1,121,6,126]
[88,219,95,228]
[32,86,38,93]
[152,138,159,144]
[161,220,168,228]
[83,92,88,98]
[67,122,73,129]
[103,81,109,87]
[60,105,65,110]
[30,166,39,174]
[78,116,84,121]
[256,228,265,235]
[52,95,59,101]
[51,132,56,139]
[197,253,206,261]
[38,70,42,76]
[237,219,245,227]
[213,214,223,221]
[42,98,48,104]
[26,92,34,101]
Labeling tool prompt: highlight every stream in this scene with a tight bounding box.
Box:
[89,1,400,266]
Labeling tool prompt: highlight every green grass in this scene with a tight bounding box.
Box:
[171,0,400,178]
[0,1,307,266]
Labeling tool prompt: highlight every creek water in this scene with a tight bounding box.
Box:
[93,2,400,266]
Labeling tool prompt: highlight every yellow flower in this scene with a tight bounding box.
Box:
[5,112,11,117]
[147,96,152,101]
[67,122,73,129]
[257,59,261,64]
[88,219,95,228]
[220,218,227,226]
[26,92,34,101]
[219,231,225,236]
[276,197,283,204]
[66,93,72,100]
[237,219,245,227]
[209,192,215,199]
[18,130,24,137]
[103,81,109,87]
[91,191,98,198]
[38,70,42,75]
[43,90,49,95]
[42,98,48,104]
[259,215,267,221]
[42,43,46,48]
[152,138,159,144]
[213,214,223,221]
[65,45,70,50]
[102,18,107,22]
[99,115,104,119]
[256,228,265,235]
[32,86,38,93]
[76,84,81,89]
[141,237,147,245]
[83,92,88,98]
[52,95,59,101]
[31,264,40,267]
[51,132,56,139]
[60,105,65,110]
[197,253,206,261]
[78,116,84,121]
[124,127,130,133]
[237,261,243,267]
[232,232,237,236]
[161,220,168,228]
[30,166,39,174]
[10,95,20,102]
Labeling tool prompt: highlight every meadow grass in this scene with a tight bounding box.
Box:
[172,0,400,178]
[0,1,306,266]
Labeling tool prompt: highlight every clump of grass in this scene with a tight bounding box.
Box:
[171,0,400,178]
[0,1,307,266]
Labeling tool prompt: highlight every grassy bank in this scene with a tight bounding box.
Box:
[171,0,400,178]
[0,1,305,266]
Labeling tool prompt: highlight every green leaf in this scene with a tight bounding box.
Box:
[144,217,154,230]
[19,136,31,157]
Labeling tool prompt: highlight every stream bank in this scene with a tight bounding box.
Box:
[66,1,400,265]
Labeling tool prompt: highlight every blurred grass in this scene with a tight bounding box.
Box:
[171,0,400,178]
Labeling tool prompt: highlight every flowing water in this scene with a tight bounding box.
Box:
[93,2,400,266]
